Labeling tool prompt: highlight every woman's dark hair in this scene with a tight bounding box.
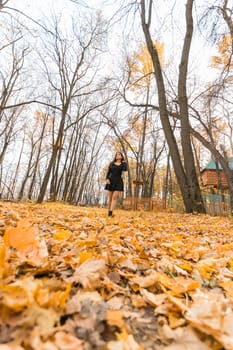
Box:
[109,152,124,167]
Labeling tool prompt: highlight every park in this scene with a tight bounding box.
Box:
[0,0,233,349]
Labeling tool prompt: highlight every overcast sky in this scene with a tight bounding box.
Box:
[9,0,113,20]
[6,0,218,83]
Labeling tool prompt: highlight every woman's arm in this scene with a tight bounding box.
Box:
[106,163,112,180]
[122,161,127,171]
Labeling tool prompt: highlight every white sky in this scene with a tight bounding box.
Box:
[7,0,218,84]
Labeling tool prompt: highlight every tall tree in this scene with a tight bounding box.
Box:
[140,0,205,213]
[37,12,106,203]
[127,43,165,197]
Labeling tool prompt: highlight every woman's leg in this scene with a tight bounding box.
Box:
[110,191,119,212]
[108,191,113,209]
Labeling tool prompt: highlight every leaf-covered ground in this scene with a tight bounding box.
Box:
[1,202,233,350]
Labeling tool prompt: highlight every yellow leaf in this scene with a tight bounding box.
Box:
[1,277,41,311]
[158,274,199,295]
[168,311,186,329]
[77,239,98,247]
[53,229,71,240]
[79,251,93,263]
[177,262,193,272]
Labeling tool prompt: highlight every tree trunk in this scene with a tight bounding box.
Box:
[37,112,66,203]
[28,116,48,200]
[140,0,202,213]
[178,0,205,213]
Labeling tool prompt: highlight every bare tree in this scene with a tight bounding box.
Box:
[140,0,205,213]
[0,1,9,11]
[37,12,107,203]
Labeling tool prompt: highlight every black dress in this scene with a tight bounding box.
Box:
[105,161,127,192]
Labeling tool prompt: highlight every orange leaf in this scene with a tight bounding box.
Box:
[158,274,199,295]
[219,280,233,298]
[106,309,125,328]
[4,219,48,266]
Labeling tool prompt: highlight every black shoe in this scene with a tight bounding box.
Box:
[108,210,113,217]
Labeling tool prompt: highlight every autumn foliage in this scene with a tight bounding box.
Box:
[1,202,233,349]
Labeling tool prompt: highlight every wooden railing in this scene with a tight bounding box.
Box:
[202,193,231,216]
[123,195,231,216]
[123,197,166,211]
[204,202,230,216]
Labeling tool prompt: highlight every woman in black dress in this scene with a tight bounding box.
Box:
[105,151,127,216]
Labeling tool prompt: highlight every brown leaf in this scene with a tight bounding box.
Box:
[67,258,106,290]
[131,270,158,288]
[161,325,212,350]
[140,289,167,307]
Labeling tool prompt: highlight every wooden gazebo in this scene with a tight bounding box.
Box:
[201,158,233,189]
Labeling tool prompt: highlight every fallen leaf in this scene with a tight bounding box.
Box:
[54,331,83,350]
[131,270,158,288]
[106,309,125,328]
[0,343,25,350]
[185,290,233,349]
[4,219,48,267]
[161,325,212,349]
[140,289,167,307]
[67,258,106,290]
[107,334,143,350]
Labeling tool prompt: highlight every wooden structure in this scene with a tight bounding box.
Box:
[204,198,230,216]
[123,197,166,211]
[200,158,233,216]
[201,158,233,189]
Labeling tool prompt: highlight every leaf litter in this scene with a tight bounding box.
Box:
[1,202,233,349]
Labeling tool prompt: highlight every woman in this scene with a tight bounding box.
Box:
[105,151,127,217]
